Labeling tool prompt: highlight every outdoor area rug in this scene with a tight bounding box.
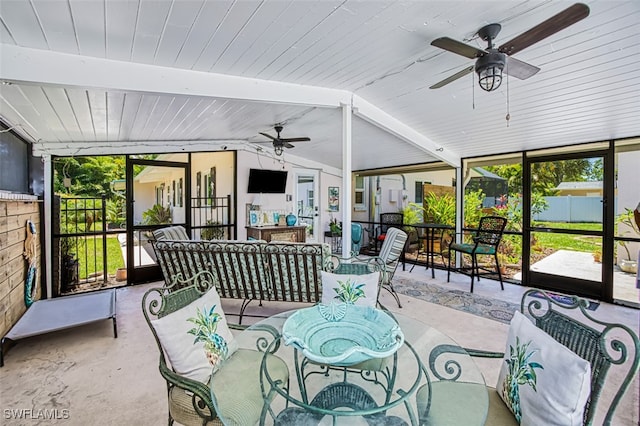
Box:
[392,277,519,324]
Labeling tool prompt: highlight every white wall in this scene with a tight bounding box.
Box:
[236,150,342,240]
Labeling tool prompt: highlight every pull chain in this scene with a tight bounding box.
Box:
[505,68,511,127]
[472,71,476,110]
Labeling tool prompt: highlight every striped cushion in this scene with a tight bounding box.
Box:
[378,227,408,282]
[154,225,190,241]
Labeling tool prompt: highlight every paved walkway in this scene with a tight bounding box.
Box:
[512,249,639,306]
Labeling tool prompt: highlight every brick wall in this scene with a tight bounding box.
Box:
[0,200,42,337]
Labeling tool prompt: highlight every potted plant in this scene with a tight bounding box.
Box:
[201,220,225,240]
[105,198,125,230]
[401,203,422,253]
[616,207,639,273]
[329,217,342,236]
[60,237,79,287]
[142,204,172,225]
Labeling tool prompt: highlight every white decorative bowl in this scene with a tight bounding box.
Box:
[282,303,404,366]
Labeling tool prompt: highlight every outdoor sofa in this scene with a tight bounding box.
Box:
[151,226,385,322]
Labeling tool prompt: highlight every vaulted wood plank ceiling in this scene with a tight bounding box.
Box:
[1,0,638,172]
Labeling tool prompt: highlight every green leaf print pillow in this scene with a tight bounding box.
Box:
[496,311,591,425]
[320,271,380,307]
[151,286,238,383]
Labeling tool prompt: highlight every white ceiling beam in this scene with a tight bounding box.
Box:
[0,45,351,108]
[32,140,247,157]
[352,95,461,167]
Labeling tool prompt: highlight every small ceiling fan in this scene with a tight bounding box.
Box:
[254,124,310,156]
[430,3,589,92]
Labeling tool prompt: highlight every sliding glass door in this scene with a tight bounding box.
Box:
[523,146,614,300]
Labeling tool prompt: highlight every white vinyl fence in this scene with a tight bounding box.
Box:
[534,196,602,223]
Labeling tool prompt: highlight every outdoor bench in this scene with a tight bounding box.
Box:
[152,238,378,322]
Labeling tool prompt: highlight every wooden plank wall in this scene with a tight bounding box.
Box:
[0,200,41,337]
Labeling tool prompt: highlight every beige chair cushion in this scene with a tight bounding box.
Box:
[169,387,223,426]
[486,387,519,426]
[416,381,517,426]
[210,348,289,426]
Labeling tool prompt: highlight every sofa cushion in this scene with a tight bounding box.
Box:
[496,311,591,425]
[320,270,380,306]
[153,225,190,241]
[152,285,238,382]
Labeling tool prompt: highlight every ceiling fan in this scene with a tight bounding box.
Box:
[254,124,310,156]
[430,3,590,92]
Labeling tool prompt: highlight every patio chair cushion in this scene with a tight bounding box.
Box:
[449,242,496,255]
[496,311,591,426]
[151,286,238,382]
[153,225,190,241]
[168,387,222,426]
[320,271,380,306]
[210,348,289,425]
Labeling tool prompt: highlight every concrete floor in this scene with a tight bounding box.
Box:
[0,268,638,425]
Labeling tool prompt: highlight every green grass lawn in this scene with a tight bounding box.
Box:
[532,222,602,253]
[76,235,125,279]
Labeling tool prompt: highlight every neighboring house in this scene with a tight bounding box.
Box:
[555,181,603,197]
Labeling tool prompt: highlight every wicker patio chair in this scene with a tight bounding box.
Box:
[418,289,640,426]
[142,270,289,426]
[446,215,507,292]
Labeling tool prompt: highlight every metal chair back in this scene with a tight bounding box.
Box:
[379,213,404,234]
[521,289,640,425]
[474,216,507,249]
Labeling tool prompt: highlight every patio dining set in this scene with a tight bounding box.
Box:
[141,225,639,426]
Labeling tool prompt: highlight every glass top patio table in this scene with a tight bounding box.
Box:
[222,308,488,425]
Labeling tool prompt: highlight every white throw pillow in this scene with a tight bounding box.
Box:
[496,311,591,426]
[320,271,380,307]
[151,286,238,383]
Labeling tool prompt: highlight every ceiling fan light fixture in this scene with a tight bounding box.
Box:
[476,50,506,92]
[274,145,284,156]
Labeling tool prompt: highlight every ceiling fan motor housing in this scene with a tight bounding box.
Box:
[476,50,506,91]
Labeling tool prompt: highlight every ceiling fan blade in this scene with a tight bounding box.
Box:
[430,65,474,89]
[504,56,540,80]
[280,137,310,143]
[259,132,277,141]
[499,3,590,56]
[431,37,486,59]
[283,142,295,149]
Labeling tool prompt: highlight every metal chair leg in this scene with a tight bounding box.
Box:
[494,252,504,290]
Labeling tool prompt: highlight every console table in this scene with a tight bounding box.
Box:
[246,225,306,243]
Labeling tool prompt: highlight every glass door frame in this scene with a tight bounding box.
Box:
[126,156,190,284]
[522,145,615,301]
[293,169,320,242]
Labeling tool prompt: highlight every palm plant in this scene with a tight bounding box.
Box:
[616,207,640,260]
[333,278,365,304]
[500,337,544,422]
[187,305,229,367]
[142,204,172,225]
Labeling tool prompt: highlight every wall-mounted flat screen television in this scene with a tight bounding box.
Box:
[247,168,288,193]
